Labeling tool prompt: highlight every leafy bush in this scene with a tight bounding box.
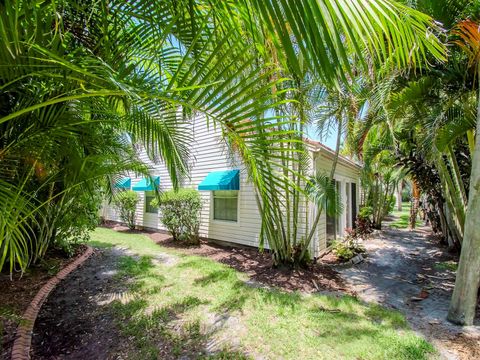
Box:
[354,206,374,239]
[152,189,202,244]
[358,206,373,219]
[333,229,366,262]
[54,190,102,256]
[113,190,140,230]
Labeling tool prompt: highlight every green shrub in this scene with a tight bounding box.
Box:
[358,206,373,219]
[152,189,202,244]
[352,206,372,238]
[333,241,355,261]
[113,190,140,230]
[54,190,102,256]
[332,230,366,262]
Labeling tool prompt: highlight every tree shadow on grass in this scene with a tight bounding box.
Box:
[194,269,239,286]
[110,293,249,359]
[83,237,435,359]
[388,214,423,229]
[108,255,252,359]
[142,227,349,294]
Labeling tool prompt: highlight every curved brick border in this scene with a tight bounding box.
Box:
[11,246,94,360]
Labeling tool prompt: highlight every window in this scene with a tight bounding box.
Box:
[145,191,158,214]
[326,180,341,243]
[213,190,238,222]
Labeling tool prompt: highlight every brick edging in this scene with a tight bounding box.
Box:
[11,246,94,360]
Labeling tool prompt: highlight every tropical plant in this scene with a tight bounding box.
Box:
[0,0,446,273]
[113,191,140,230]
[447,18,480,326]
[53,189,103,256]
[338,0,479,324]
[332,229,366,262]
[0,0,288,272]
[355,206,374,239]
[355,122,403,229]
[235,0,444,266]
[153,189,202,244]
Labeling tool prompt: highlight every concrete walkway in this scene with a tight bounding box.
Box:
[336,222,480,359]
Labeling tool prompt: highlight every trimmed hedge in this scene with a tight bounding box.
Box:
[113,190,139,230]
[152,189,202,244]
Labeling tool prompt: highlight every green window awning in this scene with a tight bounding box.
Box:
[132,177,160,191]
[114,177,131,189]
[198,170,239,191]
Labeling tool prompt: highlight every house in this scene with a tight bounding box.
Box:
[102,116,361,257]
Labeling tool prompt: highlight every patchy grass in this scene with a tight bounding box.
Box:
[434,260,458,272]
[389,202,422,229]
[90,227,435,359]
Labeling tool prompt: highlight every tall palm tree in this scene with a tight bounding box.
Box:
[448,19,480,326]
[229,0,445,265]
[0,0,444,271]
[0,0,289,272]
[341,0,480,324]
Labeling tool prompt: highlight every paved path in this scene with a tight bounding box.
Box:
[336,223,480,359]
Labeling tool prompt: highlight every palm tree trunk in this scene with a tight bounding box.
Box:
[447,64,480,325]
[329,118,343,180]
[410,180,420,229]
[396,181,403,211]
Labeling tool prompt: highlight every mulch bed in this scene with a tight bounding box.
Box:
[102,221,351,294]
[101,221,351,294]
[144,230,351,295]
[0,246,86,359]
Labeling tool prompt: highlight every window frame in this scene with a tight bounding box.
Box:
[210,190,240,224]
[144,191,158,214]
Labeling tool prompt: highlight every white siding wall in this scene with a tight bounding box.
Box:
[102,115,361,258]
[103,114,262,248]
[314,152,361,253]
[189,117,262,247]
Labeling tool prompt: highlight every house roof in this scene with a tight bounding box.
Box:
[304,138,362,171]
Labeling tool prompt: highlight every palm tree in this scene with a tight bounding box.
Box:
[0,0,289,272]
[340,1,480,324]
[448,19,480,326]
[231,0,445,265]
[0,0,445,271]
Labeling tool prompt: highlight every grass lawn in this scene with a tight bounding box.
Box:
[389,202,423,229]
[89,227,434,359]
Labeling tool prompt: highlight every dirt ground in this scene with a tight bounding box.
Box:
[0,247,85,359]
[31,248,130,360]
[24,221,480,359]
[335,221,480,360]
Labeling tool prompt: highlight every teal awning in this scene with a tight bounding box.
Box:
[114,177,131,189]
[132,177,160,191]
[198,170,239,191]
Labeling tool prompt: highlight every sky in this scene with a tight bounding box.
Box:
[306,100,369,150]
[306,123,341,150]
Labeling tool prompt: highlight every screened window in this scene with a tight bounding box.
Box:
[145,192,158,214]
[213,191,238,222]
